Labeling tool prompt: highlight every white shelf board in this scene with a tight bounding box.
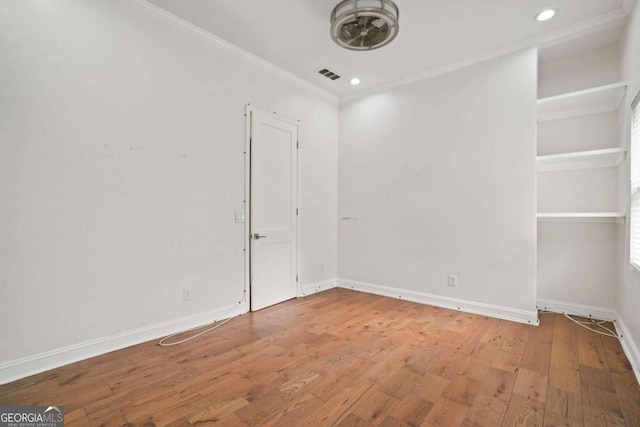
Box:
[537,148,626,172]
[537,212,625,224]
[537,82,627,122]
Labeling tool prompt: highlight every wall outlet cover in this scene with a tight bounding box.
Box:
[448,275,457,287]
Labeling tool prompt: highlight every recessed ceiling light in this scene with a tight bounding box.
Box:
[350,77,361,85]
[534,8,557,22]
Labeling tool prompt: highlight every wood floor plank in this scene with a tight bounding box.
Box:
[478,367,517,402]
[253,392,320,427]
[429,350,467,379]
[581,383,626,426]
[603,337,634,375]
[502,394,545,426]
[365,344,416,381]
[0,290,638,426]
[421,398,469,427]
[550,315,579,370]
[492,349,524,374]
[457,356,492,382]
[575,321,609,370]
[548,365,580,393]
[520,314,553,376]
[187,396,250,424]
[442,375,483,406]
[463,393,508,426]
[611,371,640,426]
[261,393,323,426]
[305,364,372,402]
[579,364,616,393]
[303,375,375,426]
[499,322,531,358]
[63,408,90,427]
[412,372,451,403]
[378,366,422,400]
[379,415,410,427]
[389,393,434,426]
[336,413,375,427]
[121,387,183,422]
[143,394,212,426]
[512,368,549,403]
[543,384,583,426]
[405,343,446,376]
[351,384,401,425]
[190,373,254,402]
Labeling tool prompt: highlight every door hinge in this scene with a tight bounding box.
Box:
[296,208,299,216]
[297,140,299,148]
[296,275,299,282]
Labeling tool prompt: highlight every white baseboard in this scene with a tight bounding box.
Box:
[0,302,248,386]
[615,315,640,386]
[299,279,336,296]
[337,279,539,325]
[536,298,616,321]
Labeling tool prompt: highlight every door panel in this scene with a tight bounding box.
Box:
[253,124,293,231]
[252,241,293,310]
[250,109,298,311]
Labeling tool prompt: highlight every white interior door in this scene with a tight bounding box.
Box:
[250,109,298,311]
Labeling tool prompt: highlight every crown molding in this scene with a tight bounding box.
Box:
[341,8,629,104]
[128,1,630,106]
[129,0,338,103]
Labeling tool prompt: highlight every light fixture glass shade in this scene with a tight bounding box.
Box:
[330,0,400,51]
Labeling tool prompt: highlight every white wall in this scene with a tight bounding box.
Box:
[538,168,619,213]
[338,49,538,319]
[538,42,620,98]
[537,223,618,311]
[0,0,338,376]
[537,111,619,155]
[618,2,640,379]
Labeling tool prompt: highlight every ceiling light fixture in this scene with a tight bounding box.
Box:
[350,77,361,85]
[330,0,400,51]
[534,8,558,22]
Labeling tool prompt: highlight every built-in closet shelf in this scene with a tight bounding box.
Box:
[537,82,627,122]
[537,212,625,224]
[536,148,626,172]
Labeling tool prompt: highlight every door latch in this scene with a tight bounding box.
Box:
[252,233,267,240]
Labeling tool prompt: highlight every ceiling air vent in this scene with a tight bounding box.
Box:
[318,68,341,81]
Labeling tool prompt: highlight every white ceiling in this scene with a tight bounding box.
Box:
[146,0,631,99]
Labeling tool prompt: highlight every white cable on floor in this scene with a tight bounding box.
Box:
[563,313,618,338]
[158,299,245,347]
[538,309,618,338]
[159,316,236,346]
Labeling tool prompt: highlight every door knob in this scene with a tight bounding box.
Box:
[252,233,267,240]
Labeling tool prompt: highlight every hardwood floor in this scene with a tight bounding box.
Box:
[1,288,639,426]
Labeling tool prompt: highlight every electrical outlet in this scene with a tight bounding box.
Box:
[235,212,245,223]
[448,275,457,287]
[183,288,192,301]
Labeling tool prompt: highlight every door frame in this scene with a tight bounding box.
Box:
[244,104,302,311]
